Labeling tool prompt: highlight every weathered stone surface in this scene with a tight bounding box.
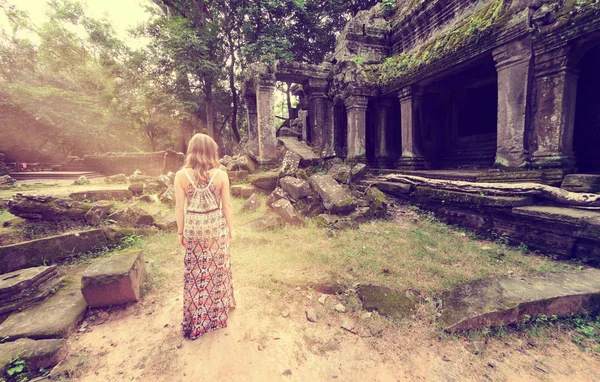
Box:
[70,189,132,202]
[0,275,87,340]
[81,250,146,308]
[228,170,249,184]
[242,193,262,212]
[373,181,413,197]
[296,194,325,217]
[0,228,129,273]
[351,163,367,180]
[561,174,600,193]
[0,266,59,314]
[280,150,301,177]
[266,187,288,208]
[244,211,284,231]
[278,137,319,166]
[0,175,15,189]
[328,163,352,184]
[249,172,279,192]
[231,185,259,199]
[138,194,154,203]
[8,194,92,221]
[365,187,388,219]
[309,175,357,215]
[356,284,417,319]
[107,206,155,227]
[144,180,168,194]
[128,183,144,196]
[439,269,600,332]
[129,174,155,184]
[271,199,305,227]
[73,175,90,185]
[104,173,128,184]
[159,185,175,206]
[154,216,177,231]
[512,206,600,226]
[416,187,533,208]
[0,339,67,375]
[279,177,311,201]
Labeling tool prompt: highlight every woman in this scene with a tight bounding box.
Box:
[174,133,235,339]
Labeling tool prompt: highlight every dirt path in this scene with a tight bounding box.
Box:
[62,235,600,381]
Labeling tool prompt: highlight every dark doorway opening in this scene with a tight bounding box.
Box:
[366,99,377,165]
[422,56,498,169]
[574,45,600,173]
[333,103,348,158]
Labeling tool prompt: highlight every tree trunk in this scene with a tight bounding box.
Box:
[227,30,240,143]
[204,82,215,138]
[286,82,292,119]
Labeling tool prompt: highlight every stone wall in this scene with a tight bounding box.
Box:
[83,151,184,176]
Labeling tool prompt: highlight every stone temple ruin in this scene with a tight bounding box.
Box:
[244,1,600,264]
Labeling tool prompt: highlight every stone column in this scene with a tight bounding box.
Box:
[244,95,259,158]
[256,74,278,165]
[298,109,309,142]
[398,86,426,170]
[306,79,329,154]
[345,95,369,162]
[376,99,393,167]
[531,45,578,169]
[493,38,532,168]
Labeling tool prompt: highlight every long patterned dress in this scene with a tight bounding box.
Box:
[182,176,235,339]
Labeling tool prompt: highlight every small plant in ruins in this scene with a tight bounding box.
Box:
[381,0,397,16]
[4,357,29,382]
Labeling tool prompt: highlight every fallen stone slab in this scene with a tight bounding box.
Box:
[0,274,87,341]
[0,266,60,314]
[104,173,128,184]
[328,164,352,184]
[8,194,92,221]
[70,190,132,202]
[0,175,16,190]
[244,211,284,231]
[280,177,311,201]
[249,172,279,193]
[228,170,249,184]
[279,150,301,177]
[309,175,356,215]
[0,338,67,375]
[371,181,413,198]
[154,216,177,231]
[439,269,600,332]
[242,193,262,212]
[0,227,132,273]
[266,187,288,208]
[277,137,319,167]
[81,250,146,308]
[561,174,600,193]
[416,187,533,208]
[107,206,155,227]
[356,284,418,319]
[271,199,305,227]
[232,185,260,199]
[84,201,115,226]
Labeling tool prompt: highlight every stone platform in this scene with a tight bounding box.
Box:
[440,269,600,332]
[0,265,63,316]
[0,338,67,375]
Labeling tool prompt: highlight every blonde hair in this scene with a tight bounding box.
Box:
[183,133,220,182]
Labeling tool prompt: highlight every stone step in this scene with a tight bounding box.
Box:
[0,276,65,317]
[561,174,600,193]
[0,338,67,375]
[439,269,600,332]
[512,206,600,225]
[0,265,57,301]
[0,271,87,341]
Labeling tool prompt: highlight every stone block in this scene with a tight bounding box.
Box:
[154,216,177,231]
[231,185,259,199]
[327,163,352,184]
[279,177,311,201]
[159,185,175,206]
[8,194,92,221]
[266,187,288,208]
[128,183,144,195]
[297,194,325,217]
[356,285,417,319]
[107,206,155,227]
[280,150,301,177]
[244,211,284,231]
[561,174,600,193]
[249,172,279,193]
[277,137,319,167]
[70,190,132,202]
[84,201,115,226]
[365,187,388,219]
[309,175,357,215]
[0,265,57,305]
[439,269,600,332]
[351,163,367,180]
[81,250,146,308]
[228,170,249,184]
[242,193,262,212]
[104,173,128,184]
[0,339,67,375]
[271,199,305,227]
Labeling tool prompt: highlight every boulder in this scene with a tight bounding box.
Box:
[561,174,600,193]
[277,137,319,167]
[237,155,258,173]
[138,194,154,203]
[309,175,357,215]
[0,338,67,375]
[266,187,288,208]
[104,173,128,184]
[128,183,144,196]
[73,175,90,185]
[0,175,15,190]
[84,201,115,226]
[365,187,388,219]
[231,185,259,199]
[356,284,418,319]
[154,216,177,231]
[244,211,284,231]
[280,150,301,177]
[327,163,352,184]
[159,185,175,206]
[228,170,249,184]
[297,194,325,217]
[8,194,92,221]
[242,193,262,212]
[249,172,279,193]
[107,206,155,227]
[280,177,311,201]
[272,199,305,227]
[129,174,155,184]
[325,157,344,171]
[144,180,168,194]
[157,174,171,187]
[351,163,367,180]
[81,250,146,308]
[70,189,132,202]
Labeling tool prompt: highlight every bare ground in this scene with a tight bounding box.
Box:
[57,207,600,382]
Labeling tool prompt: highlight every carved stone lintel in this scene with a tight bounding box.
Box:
[534,45,577,79]
[398,85,423,103]
[344,95,369,111]
[493,37,532,71]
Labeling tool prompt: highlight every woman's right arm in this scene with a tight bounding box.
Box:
[220,171,234,239]
[174,171,186,248]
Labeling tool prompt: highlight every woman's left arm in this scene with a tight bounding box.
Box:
[174,171,187,248]
[220,171,234,239]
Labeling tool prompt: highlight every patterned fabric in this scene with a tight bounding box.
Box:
[183,170,223,240]
[182,176,235,340]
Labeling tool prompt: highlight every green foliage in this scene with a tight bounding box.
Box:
[381,0,397,16]
[5,357,29,382]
